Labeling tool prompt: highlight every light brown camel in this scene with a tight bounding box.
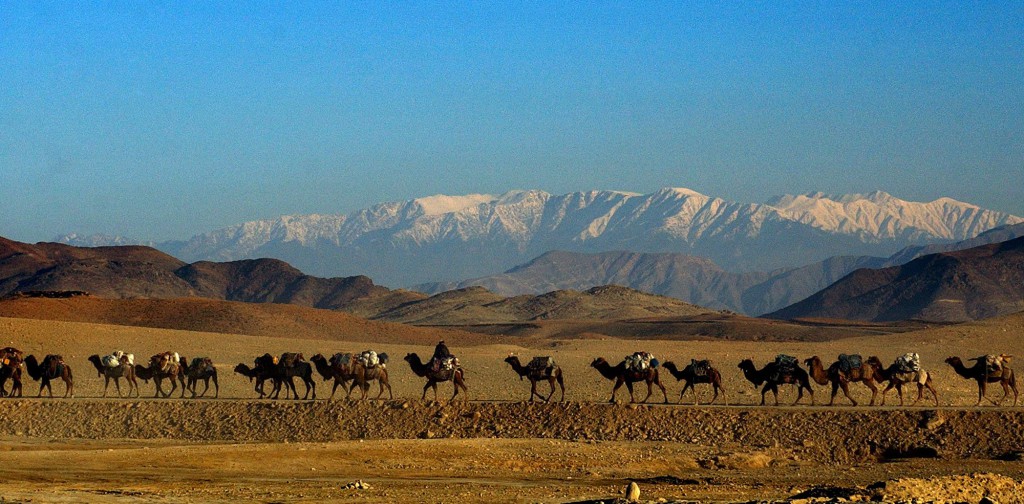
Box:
[148,352,186,398]
[310,353,357,399]
[403,353,467,402]
[503,355,565,403]
[180,356,219,398]
[24,354,73,398]
[87,354,138,398]
[866,356,938,407]
[804,355,881,406]
[945,355,1018,406]
[737,358,814,406]
[662,360,725,405]
[352,355,393,401]
[589,357,667,404]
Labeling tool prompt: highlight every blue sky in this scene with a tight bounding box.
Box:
[2,2,1022,242]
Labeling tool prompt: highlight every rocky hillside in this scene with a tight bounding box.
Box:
[768,237,1024,322]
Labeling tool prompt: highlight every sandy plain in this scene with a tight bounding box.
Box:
[1,303,1024,503]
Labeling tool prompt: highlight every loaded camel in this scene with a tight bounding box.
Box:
[738,358,814,406]
[589,357,668,404]
[255,353,316,400]
[310,353,358,400]
[147,352,186,398]
[87,354,139,398]
[352,353,393,401]
[866,356,938,407]
[403,353,467,402]
[803,355,881,406]
[180,356,219,398]
[0,347,23,398]
[945,355,1018,406]
[503,354,565,403]
[662,360,725,405]
[24,354,73,398]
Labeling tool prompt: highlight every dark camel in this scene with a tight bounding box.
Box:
[24,355,73,398]
[662,360,725,405]
[148,352,186,398]
[180,356,219,398]
[87,354,138,398]
[403,353,467,402]
[233,363,272,398]
[310,353,358,400]
[945,356,1018,406]
[503,355,565,403]
[0,347,23,398]
[589,357,667,404]
[804,355,881,406]
[737,358,814,406]
[254,353,316,400]
[866,356,938,407]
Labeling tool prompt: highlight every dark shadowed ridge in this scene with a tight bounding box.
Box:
[767,236,1024,322]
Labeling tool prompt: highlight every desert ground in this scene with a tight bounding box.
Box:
[1,300,1024,503]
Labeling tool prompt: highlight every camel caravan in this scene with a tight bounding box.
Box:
[0,342,1020,407]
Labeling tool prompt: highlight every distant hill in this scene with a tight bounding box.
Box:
[768,237,1024,322]
[58,188,1023,286]
[0,237,716,324]
[414,222,1024,316]
[0,237,387,310]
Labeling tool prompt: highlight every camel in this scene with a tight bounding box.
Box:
[147,352,186,398]
[866,356,938,407]
[737,358,814,406]
[24,355,74,398]
[352,358,393,401]
[803,355,881,406]
[503,355,565,403]
[403,353,467,402]
[180,356,219,398]
[310,353,358,399]
[589,357,667,404]
[0,347,23,398]
[254,353,316,400]
[87,354,139,398]
[945,356,1018,406]
[233,363,271,398]
[662,360,725,405]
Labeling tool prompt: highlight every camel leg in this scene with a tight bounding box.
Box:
[543,377,555,403]
[657,377,668,404]
[879,382,895,406]
[828,381,840,406]
[910,383,923,406]
[330,379,341,400]
[610,378,625,403]
[758,384,770,406]
[528,378,538,402]
[625,380,637,403]
[678,382,690,404]
[420,380,431,400]
[976,380,986,406]
[640,381,653,404]
[839,381,857,406]
[865,380,878,406]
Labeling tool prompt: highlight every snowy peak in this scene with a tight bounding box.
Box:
[413,194,497,216]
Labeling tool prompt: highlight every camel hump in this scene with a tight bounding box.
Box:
[279,352,303,368]
[691,359,712,376]
[528,356,555,371]
[838,354,863,372]
[626,352,657,372]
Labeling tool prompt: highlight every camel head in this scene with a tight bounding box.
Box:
[590,357,608,369]
[87,355,103,377]
[310,353,325,363]
[503,354,524,379]
[803,356,819,369]
[233,363,253,382]
[944,356,960,366]
[403,353,418,364]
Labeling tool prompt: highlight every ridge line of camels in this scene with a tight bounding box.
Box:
[0,346,1018,408]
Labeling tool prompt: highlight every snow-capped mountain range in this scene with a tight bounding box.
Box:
[57,188,1023,287]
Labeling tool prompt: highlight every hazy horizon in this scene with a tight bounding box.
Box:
[3,3,1022,243]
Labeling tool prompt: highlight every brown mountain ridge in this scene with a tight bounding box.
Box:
[768,236,1024,322]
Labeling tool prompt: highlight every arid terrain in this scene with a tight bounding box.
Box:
[1,298,1024,502]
